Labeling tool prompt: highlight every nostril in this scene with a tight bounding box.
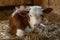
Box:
[38,24,40,26]
[34,24,40,27]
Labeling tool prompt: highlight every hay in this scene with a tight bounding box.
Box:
[0,13,60,40]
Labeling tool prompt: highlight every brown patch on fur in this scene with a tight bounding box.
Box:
[18,10,29,17]
[8,11,30,35]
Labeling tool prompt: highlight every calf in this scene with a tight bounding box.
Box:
[8,6,53,37]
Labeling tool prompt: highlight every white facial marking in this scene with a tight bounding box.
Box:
[29,6,43,28]
[16,29,25,37]
[29,6,43,15]
[29,16,41,28]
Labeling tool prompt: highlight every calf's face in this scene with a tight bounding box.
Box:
[28,6,53,28]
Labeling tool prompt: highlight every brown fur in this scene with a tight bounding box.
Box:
[8,11,30,35]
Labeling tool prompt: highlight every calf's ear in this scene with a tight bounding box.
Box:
[19,10,29,17]
[43,8,53,13]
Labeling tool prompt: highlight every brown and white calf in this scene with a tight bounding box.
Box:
[8,6,53,37]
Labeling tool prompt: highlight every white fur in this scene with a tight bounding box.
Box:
[29,16,41,28]
[29,6,43,15]
[29,6,43,28]
[16,29,25,37]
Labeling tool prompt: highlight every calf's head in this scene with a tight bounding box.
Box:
[28,6,53,28]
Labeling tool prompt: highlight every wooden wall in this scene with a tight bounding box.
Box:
[0,0,60,19]
[0,0,33,6]
[0,0,60,15]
